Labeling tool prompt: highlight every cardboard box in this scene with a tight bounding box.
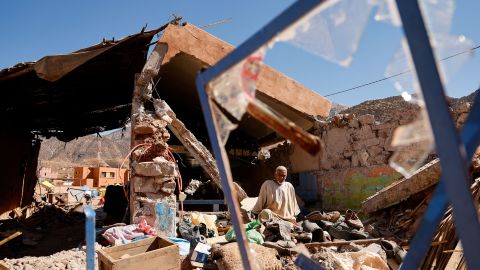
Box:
[191,243,211,264]
[97,236,180,270]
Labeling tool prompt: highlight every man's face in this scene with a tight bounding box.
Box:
[275,169,287,184]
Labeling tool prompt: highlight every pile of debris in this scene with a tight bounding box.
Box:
[0,201,86,259]
[1,245,100,270]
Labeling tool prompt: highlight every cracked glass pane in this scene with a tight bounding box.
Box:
[277,0,374,67]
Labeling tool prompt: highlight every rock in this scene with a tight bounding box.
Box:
[23,265,34,270]
[364,137,380,147]
[357,114,375,125]
[348,118,360,128]
[362,243,387,263]
[134,161,176,177]
[133,176,175,193]
[151,119,168,129]
[338,243,362,252]
[134,124,157,135]
[367,145,383,156]
[162,131,170,141]
[160,180,176,194]
[325,128,350,155]
[352,125,375,141]
[358,150,370,166]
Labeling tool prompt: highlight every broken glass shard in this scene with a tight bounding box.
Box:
[277,0,374,67]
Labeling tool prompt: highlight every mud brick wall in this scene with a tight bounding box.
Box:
[253,99,473,211]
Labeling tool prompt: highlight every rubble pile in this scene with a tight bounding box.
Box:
[2,245,100,270]
[0,203,85,259]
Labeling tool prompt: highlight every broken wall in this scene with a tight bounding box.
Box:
[251,97,473,211]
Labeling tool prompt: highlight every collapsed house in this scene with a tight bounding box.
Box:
[0,20,331,227]
[1,17,477,269]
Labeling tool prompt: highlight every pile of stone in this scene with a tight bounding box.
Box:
[130,111,178,234]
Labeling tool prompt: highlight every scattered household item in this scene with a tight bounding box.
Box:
[191,242,211,263]
[168,237,191,256]
[225,219,264,245]
[191,212,219,237]
[102,219,156,245]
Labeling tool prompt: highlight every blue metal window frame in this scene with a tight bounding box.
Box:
[195,0,480,269]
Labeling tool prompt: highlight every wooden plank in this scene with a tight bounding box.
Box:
[98,237,180,270]
[305,238,383,248]
[0,231,22,247]
[154,99,221,188]
[362,159,440,213]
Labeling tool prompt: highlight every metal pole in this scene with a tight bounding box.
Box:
[84,205,96,270]
[196,75,255,270]
[396,0,480,268]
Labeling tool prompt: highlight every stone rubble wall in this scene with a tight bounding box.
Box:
[262,100,473,210]
[130,111,177,236]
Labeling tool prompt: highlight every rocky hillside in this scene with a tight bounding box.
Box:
[38,126,130,178]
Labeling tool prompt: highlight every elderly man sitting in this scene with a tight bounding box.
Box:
[252,166,300,223]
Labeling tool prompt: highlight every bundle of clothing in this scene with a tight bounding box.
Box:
[102,219,156,245]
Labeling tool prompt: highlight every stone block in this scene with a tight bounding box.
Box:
[348,118,359,128]
[325,127,350,155]
[367,145,383,156]
[363,137,380,147]
[133,176,175,193]
[357,114,375,125]
[135,160,176,177]
[160,180,176,194]
[152,119,168,129]
[134,124,157,135]
[358,150,369,167]
[352,125,375,141]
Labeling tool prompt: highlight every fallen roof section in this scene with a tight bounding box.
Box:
[155,23,331,145]
[361,158,440,214]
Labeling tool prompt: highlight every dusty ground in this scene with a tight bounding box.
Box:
[2,246,98,270]
[0,204,86,259]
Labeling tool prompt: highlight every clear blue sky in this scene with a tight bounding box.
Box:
[1,1,479,106]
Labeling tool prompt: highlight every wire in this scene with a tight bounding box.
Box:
[324,44,480,97]
[166,148,184,221]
